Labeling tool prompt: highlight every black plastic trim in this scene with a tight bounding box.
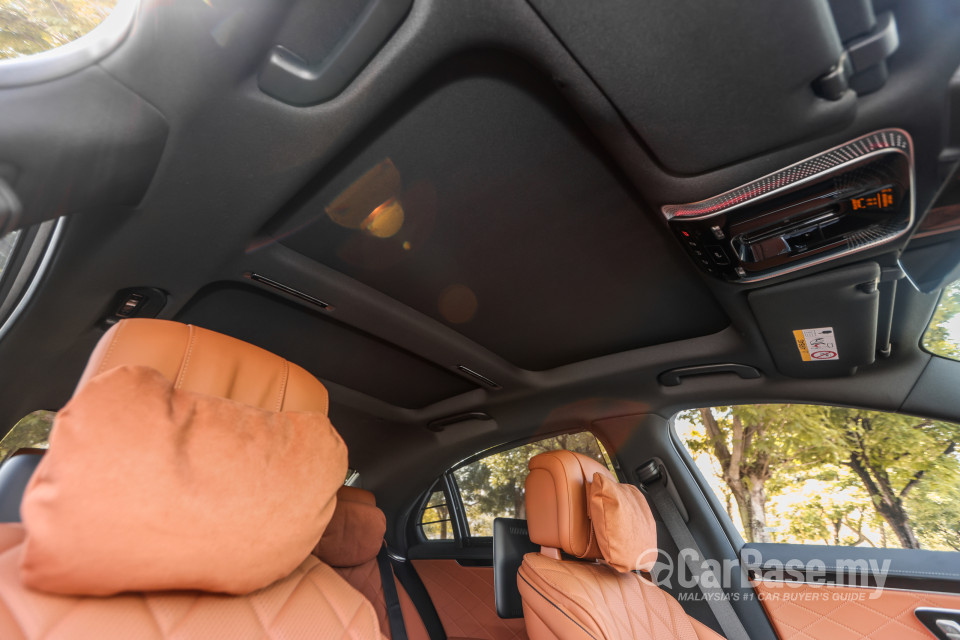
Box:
[258,0,413,106]
[493,517,539,619]
[744,543,960,586]
[658,364,761,387]
[847,12,899,73]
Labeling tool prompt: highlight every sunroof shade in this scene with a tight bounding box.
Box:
[176,284,478,409]
[268,55,729,370]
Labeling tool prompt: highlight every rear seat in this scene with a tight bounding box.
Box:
[314,486,431,640]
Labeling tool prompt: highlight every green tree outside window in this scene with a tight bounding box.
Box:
[0,0,118,60]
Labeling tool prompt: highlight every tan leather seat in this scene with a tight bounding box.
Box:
[314,486,431,640]
[517,450,724,640]
[0,318,384,640]
[77,317,329,413]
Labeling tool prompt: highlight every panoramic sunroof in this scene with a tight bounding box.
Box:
[262,53,729,370]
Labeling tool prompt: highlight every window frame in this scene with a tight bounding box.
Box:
[0,218,66,346]
[920,279,960,361]
[414,478,464,544]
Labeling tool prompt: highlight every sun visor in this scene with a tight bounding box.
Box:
[748,262,881,377]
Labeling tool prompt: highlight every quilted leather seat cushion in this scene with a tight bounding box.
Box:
[0,524,384,640]
[335,560,431,640]
[312,487,430,640]
[587,473,658,573]
[314,487,386,568]
[518,552,723,640]
[20,365,347,596]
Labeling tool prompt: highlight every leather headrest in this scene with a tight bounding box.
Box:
[524,450,614,558]
[77,318,328,413]
[313,486,386,567]
[588,473,658,572]
[20,365,346,596]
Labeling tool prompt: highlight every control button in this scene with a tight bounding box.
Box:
[735,266,747,278]
[116,293,145,318]
[706,245,730,266]
[710,225,725,240]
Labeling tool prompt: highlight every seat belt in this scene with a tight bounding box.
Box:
[638,460,750,640]
[377,543,409,640]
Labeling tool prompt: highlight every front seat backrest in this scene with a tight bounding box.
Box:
[517,450,724,640]
[0,318,330,523]
[0,320,382,640]
[314,486,431,640]
[77,317,328,412]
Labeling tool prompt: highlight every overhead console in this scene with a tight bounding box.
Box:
[663,129,914,283]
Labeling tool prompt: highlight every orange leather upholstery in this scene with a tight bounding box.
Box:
[21,366,346,596]
[525,450,614,559]
[520,553,722,640]
[588,473,658,573]
[315,487,387,568]
[413,559,528,640]
[315,487,430,640]
[518,451,725,640]
[76,318,328,413]
[0,321,383,640]
[754,579,960,640]
[0,524,382,640]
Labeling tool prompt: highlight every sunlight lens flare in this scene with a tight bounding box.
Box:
[438,284,478,324]
[361,198,405,239]
[325,158,404,238]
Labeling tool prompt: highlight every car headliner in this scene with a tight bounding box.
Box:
[0,0,959,528]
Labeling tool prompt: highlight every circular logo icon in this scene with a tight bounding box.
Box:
[811,351,837,359]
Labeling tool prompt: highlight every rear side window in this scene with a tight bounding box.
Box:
[418,490,453,541]
[675,405,960,551]
[453,432,613,537]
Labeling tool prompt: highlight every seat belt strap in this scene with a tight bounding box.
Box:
[641,466,750,640]
[377,543,409,640]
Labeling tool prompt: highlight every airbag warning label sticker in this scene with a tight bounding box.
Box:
[793,327,839,361]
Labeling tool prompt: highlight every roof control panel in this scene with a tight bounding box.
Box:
[663,129,914,283]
